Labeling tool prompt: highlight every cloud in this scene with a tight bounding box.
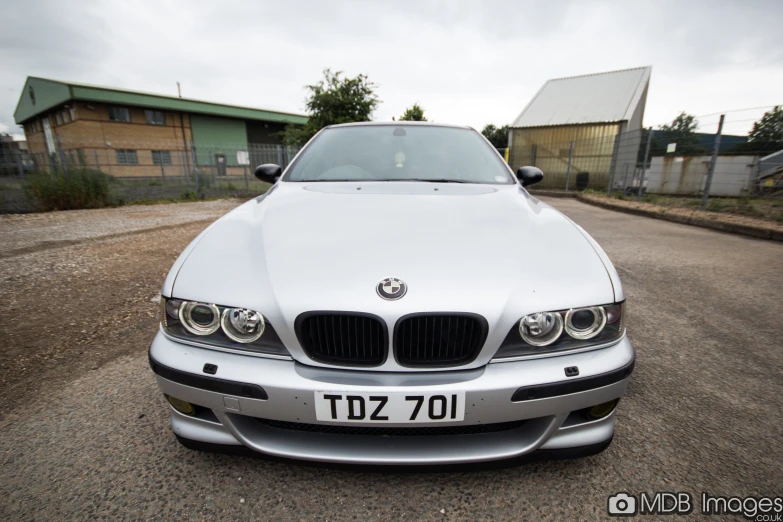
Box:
[1,0,781,139]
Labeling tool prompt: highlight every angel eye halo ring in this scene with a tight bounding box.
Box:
[564,306,607,340]
[178,302,221,336]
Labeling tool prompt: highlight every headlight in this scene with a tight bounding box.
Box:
[179,302,221,336]
[564,306,606,340]
[160,297,288,356]
[221,308,265,343]
[495,302,625,359]
[519,312,563,346]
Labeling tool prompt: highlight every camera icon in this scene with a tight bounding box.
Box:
[608,493,638,516]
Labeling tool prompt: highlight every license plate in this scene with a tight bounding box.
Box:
[314,391,466,423]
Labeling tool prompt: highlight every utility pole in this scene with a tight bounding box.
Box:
[638,129,653,202]
[177,82,182,98]
[701,114,725,211]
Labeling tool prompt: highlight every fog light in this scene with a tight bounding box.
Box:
[167,395,195,415]
[587,399,619,420]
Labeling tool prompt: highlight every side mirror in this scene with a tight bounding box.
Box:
[516,166,544,187]
[255,164,282,184]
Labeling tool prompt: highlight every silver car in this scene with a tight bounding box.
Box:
[150,122,634,465]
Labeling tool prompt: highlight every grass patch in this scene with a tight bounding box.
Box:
[598,192,783,223]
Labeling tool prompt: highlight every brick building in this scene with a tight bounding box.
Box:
[13,77,307,177]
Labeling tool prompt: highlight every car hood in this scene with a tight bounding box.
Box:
[169,182,618,368]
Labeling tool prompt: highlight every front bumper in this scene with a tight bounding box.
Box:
[149,331,634,465]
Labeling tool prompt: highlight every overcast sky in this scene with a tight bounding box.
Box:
[2,0,781,139]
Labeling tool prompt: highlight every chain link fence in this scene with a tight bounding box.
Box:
[0,137,301,213]
[508,112,783,204]
[2,114,782,214]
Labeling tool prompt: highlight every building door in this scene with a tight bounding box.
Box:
[215,154,226,177]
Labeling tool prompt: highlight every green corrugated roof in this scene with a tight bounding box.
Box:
[14,77,308,125]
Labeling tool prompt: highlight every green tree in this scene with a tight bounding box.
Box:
[728,106,783,155]
[399,103,427,121]
[281,69,380,146]
[481,124,509,148]
[655,112,706,155]
[748,106,783,142]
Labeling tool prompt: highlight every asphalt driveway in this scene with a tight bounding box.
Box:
[1,197,780,520]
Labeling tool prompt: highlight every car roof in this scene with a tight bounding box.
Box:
[326,121,473,130]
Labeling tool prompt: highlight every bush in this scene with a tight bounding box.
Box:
[24,168,113,211]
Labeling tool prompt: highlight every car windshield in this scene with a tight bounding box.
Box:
[284,125,515,184]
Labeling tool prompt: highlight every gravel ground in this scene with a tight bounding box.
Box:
[1,197,781,520]
[0,199,240,256]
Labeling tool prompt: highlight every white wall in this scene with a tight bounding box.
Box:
[645,155,757,196]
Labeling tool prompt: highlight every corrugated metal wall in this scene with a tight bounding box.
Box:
[190,115,248,167]
[15,78,72,123]
[509,123,621,189]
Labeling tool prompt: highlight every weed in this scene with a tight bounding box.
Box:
[24,168,112,211]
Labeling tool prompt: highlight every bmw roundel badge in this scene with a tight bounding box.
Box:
[376,278,407,300]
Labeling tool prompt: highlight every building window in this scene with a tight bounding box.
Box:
[116,149,138,165]
[55,113,62,126]
[151,150,172,165]
[62,110,70,124]
[69,107,76,121]
[109,107,131,122]
[145,110,165,125]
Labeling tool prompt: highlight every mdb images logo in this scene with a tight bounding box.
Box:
[608,492,693,517]
[607,493,637,516]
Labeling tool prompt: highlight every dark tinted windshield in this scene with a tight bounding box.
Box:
[285,125,514,184]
